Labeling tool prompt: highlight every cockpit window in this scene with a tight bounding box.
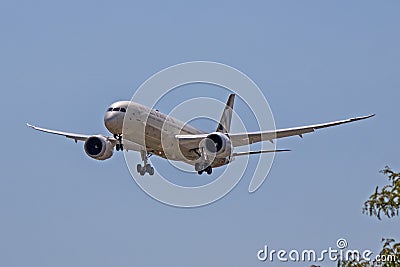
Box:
[107,107,126,112]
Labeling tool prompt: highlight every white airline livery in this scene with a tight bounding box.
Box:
[27,94,374,176]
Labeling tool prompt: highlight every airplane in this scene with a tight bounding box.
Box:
[27,94,374,176]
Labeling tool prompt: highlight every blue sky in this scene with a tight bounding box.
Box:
[1,1,399,266]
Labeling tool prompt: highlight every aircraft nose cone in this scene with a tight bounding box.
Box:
[104,112,123,134]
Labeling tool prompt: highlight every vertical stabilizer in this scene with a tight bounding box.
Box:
[216,94,235,133]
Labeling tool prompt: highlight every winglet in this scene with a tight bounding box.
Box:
[216,94,235,134]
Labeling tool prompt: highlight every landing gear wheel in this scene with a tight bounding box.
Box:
[116,144,120,151]
[145,164,154,176]
[198,170,203,175]
[195,163,200,172]
[148,167,154,176]
[206,166,212,175]
[145,164,152,172]
[136,151,155,176]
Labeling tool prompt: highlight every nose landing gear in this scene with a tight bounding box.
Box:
[114,134,124,151]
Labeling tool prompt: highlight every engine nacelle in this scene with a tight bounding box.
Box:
[84,135,114,160]
[204,132,232,158]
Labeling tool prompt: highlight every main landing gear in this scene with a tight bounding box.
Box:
[114,134,124,151]
[194,147,213,175]
[136,150,154,176]
[195,163,212,175]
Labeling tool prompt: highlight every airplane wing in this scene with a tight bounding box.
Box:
[229,114,374,147]
[27,123,93,142]
[175,114,375,149]
[27,123,145,152]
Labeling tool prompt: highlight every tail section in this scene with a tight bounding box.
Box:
[216,94,235,133]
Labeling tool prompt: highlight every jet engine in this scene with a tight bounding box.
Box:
[84,135,114,160]
[203,132,232,158]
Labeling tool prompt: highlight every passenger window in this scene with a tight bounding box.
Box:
[107,108,113,112]
[120,108,126,112]
[113,107,120,111]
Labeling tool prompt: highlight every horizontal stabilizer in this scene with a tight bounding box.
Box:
[233,149,290,157]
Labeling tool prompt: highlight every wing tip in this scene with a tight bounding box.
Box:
[276,149,291,152]
[365,114,376,119]
[356,114,375,121]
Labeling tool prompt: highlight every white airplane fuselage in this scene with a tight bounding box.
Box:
[104,101,228,167]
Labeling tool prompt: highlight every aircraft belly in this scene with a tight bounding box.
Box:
[123,111,210,165]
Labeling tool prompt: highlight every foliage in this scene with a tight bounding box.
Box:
[363,166,400,220]
[338,238,400,267]
[338,167,400,267]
